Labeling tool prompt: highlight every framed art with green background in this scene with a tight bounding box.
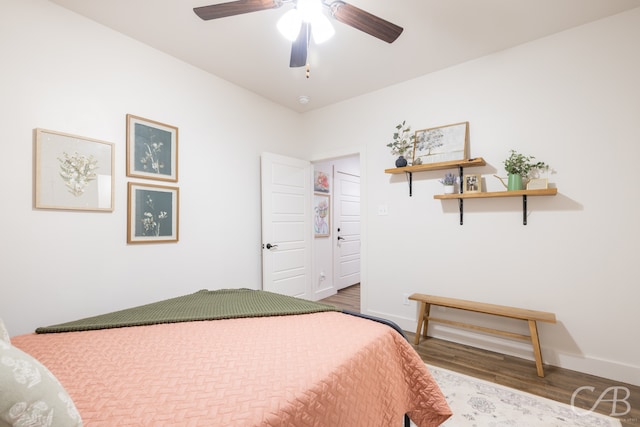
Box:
[127,182,179,243]
[126,114,178,182]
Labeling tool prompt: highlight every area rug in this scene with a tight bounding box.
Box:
[414,365,622,427]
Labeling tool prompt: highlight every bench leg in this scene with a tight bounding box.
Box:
[422,303,431,340]
[414,302,426,345]
[413,303,432,345]
[528,320,545,377]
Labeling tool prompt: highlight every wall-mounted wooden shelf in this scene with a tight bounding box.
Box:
[434,188,558,225]
[384,156,557,225]
[384,158,486,196]
[433,188,557,200]
[384,157,486,175]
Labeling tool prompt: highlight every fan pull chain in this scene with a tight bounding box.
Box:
[306,62,310,79]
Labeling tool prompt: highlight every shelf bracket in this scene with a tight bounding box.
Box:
[523,195,527,225]
[405,171,413,197]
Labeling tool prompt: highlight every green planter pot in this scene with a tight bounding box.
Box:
[507,174,523,191]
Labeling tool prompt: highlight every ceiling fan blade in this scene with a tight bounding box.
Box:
[330,1,403,43]
[290,22,310,68]
[194,0,279,20]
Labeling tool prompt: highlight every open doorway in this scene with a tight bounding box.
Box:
[311,154,360,303]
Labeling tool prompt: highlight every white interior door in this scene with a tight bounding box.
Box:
[260,152,312,299]
[333,170,360,290]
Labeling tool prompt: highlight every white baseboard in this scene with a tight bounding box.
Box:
[312,286,335,301]
[547,351,640,388]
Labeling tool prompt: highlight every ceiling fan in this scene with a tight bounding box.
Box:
[193,0,403,69]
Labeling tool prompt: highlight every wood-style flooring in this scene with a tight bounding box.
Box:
[321,284,640,427]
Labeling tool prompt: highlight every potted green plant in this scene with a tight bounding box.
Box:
[500,150,548,191]
[439,173,457,194]
[386,120,415,167]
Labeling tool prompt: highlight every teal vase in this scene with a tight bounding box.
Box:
[507,174,523,191]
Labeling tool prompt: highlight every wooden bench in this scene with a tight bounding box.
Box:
[409,293,556,377]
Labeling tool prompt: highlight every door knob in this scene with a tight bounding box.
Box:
[266,243,278,249]
[337,236,345,241]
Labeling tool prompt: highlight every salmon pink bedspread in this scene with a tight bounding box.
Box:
[12,311,451,426]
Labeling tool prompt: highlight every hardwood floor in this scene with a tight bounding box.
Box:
[321,282,361,312]
[321,284,640,426]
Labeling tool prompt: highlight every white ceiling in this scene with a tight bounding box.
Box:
[49,0,640,112]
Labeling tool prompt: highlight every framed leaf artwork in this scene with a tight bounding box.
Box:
[35,128,114,211]
[127,182,179,243]
[126,114,178,182]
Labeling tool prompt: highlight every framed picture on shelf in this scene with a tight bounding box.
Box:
[126,114,178,182]
[527,178,548,190]
[463,174,482,193]
[127,182,179,244]
[313,193,330,237]
[35,128,114,211]
[413,122,469,165]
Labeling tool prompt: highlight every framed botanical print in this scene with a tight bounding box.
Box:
[35,128,114,211]
[127,182,179,243]
[314,170,330,193]
[313,193,330,237]
[126,114,178,182]
[413,122,469,165]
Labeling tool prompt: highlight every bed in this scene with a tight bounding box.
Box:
[2,289,451,426]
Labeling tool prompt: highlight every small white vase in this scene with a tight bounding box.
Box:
[443,185,455,194]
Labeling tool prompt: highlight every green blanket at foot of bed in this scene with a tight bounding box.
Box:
[36,289,339,333]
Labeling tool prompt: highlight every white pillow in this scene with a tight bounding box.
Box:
[0,340,83,426]
[0,318,9,343]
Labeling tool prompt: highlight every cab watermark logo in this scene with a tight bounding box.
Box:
[571,386,631,417]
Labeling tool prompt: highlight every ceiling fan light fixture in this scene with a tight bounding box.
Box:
[310,13,334,44]
[277,9,302,41]
[279,0,332,44]
[297,0,322,22]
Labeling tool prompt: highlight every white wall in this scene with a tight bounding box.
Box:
[0,0,305,334]
[305,8,640,385]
